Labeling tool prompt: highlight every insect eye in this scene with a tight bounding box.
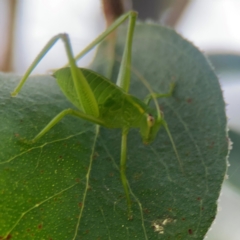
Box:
[147,114,155,127]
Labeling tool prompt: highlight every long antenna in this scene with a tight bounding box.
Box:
[162,120,184,173]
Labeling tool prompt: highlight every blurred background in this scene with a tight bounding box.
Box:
[0,0,239,239]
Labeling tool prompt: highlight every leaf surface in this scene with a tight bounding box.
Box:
[0,23,228,240]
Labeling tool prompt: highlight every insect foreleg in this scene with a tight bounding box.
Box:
[30,109,105,143]
[143,83,175,105]
[140,81,183,172]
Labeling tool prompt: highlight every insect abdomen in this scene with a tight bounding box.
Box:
[83,69,146,128]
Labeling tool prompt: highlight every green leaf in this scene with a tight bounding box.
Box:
[0,23,228,239]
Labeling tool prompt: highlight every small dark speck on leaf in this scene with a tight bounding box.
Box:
[75,178,80,183]
[181,218,185,221]
[93,152,99,159]
[197,197,201,201]
[78,202,82,208]
[38,224,43,230]
[144,208,150,214]
[188,229,193,235]
[187,98,193,103]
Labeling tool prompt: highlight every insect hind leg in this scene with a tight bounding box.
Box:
[12,33,99,118]
[29,109,104,143]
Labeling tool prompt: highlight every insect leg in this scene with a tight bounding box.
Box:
[113,12,137,218]
[116,12,137,93]
[11,33,99,118]
[65,11,138,68]
[143,83,175,105]
[59,34,99,117]
[120,127,132,219]
[11,35,60,97]
[30,109,105,143]
[142,82,183,172]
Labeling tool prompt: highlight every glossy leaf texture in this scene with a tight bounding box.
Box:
[0,23,228,239]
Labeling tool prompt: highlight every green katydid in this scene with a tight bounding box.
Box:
[11,11,182,219]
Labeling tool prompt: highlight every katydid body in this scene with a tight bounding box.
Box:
[11,11,180,219]
[54,67,161,143]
